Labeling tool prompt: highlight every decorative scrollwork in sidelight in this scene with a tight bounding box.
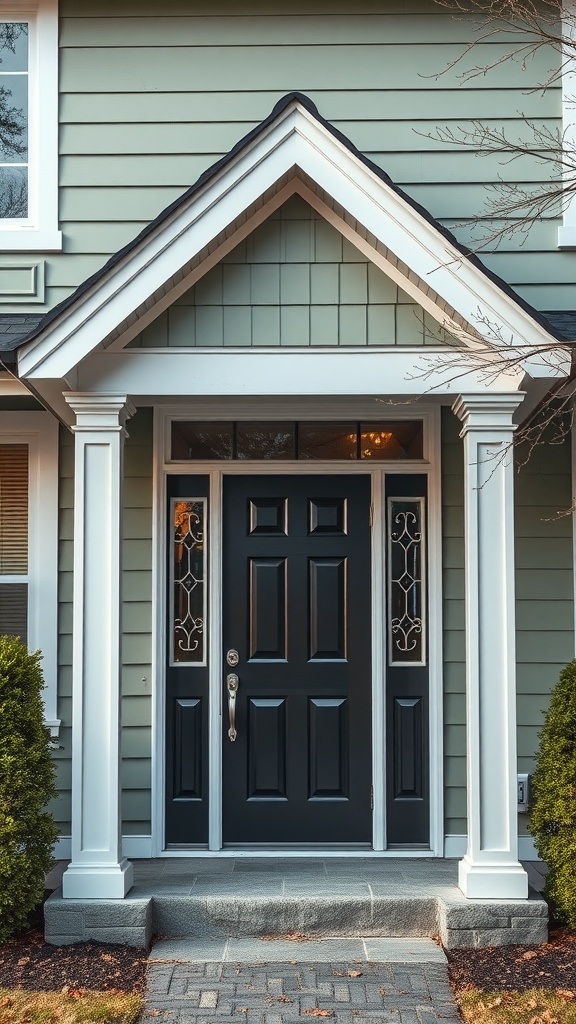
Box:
[172,499,207,664]
[388,498,426,665]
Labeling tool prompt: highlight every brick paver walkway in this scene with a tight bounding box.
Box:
[144,959,461,1024]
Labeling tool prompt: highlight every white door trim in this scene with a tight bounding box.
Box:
[151,404,443,857]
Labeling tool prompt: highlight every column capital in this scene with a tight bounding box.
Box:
[452,392,525,435]
[64,392,136,434]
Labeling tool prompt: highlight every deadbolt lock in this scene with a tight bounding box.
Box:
[226,648,239,668]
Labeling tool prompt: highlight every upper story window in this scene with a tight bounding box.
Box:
[0,1,61,251]
[0,22,28,219]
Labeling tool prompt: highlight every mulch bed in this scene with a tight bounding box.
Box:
[0,904,147,994]
[447,925,576,992]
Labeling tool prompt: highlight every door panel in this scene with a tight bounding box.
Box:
[222,474,372,845]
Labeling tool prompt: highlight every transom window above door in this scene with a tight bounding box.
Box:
[170,420,423,461]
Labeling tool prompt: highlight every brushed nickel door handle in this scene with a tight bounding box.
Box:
[227,673,239,741]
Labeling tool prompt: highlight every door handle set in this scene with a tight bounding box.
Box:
[227,672,239,742]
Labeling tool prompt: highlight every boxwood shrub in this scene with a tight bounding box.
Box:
[530,658,576,927]
[0,636,58,942]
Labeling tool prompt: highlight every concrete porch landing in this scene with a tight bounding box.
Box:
[44,858,548,950]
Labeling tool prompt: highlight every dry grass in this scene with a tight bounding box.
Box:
[458,987,576,1024]
[0,987,143,1024]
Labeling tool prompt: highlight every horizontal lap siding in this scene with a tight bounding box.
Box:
[441,408,466,838]
[515,437,574,837]
[56,427,73,834]
[20,0,565,313]
[121,409,154,836]
[56,410,154,839]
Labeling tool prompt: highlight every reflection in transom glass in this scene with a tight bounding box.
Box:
[299,423,357,460]
[237,423,295,460]
[171,420,424,461]
[360,421,423,459]
[172,422,233,460]
[172,499,207,665]
[0,23,28,218]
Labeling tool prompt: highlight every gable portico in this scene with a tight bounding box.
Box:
[12,96,570,907]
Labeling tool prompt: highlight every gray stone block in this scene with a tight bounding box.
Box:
[370,898,437,936]
[43,934,83,947]
[441,905,511,928]
[154,897,220,937]
[84,899,151,926]
[439,929,477,949]
[85,926,150,946]
[44,892,152,948]
[44,908,85,938]
[508,922,549,944]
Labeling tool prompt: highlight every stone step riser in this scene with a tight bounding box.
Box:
[152,896,439,939]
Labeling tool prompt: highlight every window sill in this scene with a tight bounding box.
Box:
[44,718,61,740]
[0,228,62,252]
[558,225,576,249]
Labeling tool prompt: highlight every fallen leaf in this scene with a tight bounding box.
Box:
[522,950,538,960]
[558,990,576,1000]
[347,971,362,978]
[304,1010,334,1017]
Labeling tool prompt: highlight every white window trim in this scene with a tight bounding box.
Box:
[559,0,576,247]
[0,0,61,251]
[0,411,59,735]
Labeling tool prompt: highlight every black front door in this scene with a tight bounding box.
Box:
[222,474,372,845]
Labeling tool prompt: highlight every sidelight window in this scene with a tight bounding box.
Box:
[387,497,426,666]
[171,498,207,666]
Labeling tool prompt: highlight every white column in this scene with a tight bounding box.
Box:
[61,394,135,899]
[452,394,528,900]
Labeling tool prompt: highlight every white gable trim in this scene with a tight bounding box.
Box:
[18,100,568,382]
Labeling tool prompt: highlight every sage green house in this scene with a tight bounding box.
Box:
[0,0,574,922]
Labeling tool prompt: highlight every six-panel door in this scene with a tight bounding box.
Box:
[221,475,373,844]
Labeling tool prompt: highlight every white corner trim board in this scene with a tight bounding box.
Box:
[559,0,576,248]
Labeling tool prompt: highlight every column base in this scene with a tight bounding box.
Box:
[62,858,134,900]
[458,855,529,899]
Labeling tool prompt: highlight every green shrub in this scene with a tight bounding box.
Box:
[0,636,58,942]
[530,658,576,927]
